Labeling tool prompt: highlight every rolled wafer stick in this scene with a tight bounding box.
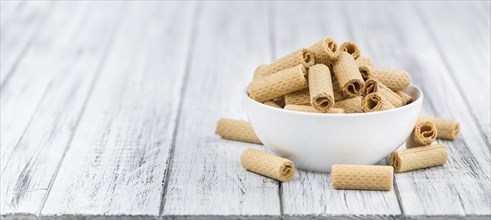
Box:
[362,93,396,112]
[355,56,373,67]
[332,52,365,97]
[418,116,460,140]
[334,96,363,113]
[339,41,361,59]
[253,64,269,80]
[285,104,344,114]
[261,48,315,77]
[248,65,308,102]
[390,144,448,173]
[308,64,334,111]
[240,148,294,181]
[216,119,261,144]
[284,88,310,105]
[365,79,403,107]
[359,66,411,91]
[263,101,281,108]
[331,164,393,191]
[406,120,437,148]
[309,36,338,65]
[397,91,413,105]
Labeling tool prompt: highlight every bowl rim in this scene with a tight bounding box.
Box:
[244,85,423,117]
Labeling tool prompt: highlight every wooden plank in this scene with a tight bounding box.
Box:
[345,2,490,218]
[41,2,196,217]
[273,2,401,219]
[161,2,281,218]
[0,2,123,217]
[0,1,52,85]
[1,1,89,173]
[415,2,490,144]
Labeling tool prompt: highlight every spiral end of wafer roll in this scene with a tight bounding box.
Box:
[303,49,315,66]
[340,41,361,59]
[343,79,364,97]
[312,93,334,111]
[359,65,371,80]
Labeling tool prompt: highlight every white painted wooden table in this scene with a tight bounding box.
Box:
[1,1,490,219]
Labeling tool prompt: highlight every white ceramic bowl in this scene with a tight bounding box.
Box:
[243,86,423,173]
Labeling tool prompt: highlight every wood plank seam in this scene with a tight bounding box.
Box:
[0,1,54,87]
[413,5,491,148]
[35,4,127,217]
[158,3,201,217]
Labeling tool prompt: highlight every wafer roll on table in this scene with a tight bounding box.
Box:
[285,104,344,114]
[308,64,335,111]
[362,93,396,112]
[309,36,338,65]
[263,101,281,108]
[240,148,294,181]
[355,56,373,67]
[397,91,413,105]
[284,88,310,105]
[331,164,393,191]
[365,79,403,107]
[334,96,363,113]
[390,144,448,172]
[332,52,365,97]
[216,119,262,144]
[339,41,361,59]
[418,116,460,140]
[261,48,315,77]
[253,64,269,80]
[248,64,308,102]
[406,120,437,148]
[359,65,411,91]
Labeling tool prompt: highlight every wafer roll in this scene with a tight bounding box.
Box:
[248,65,308,102]
[331,165,393,191]
[418,116,460,140]
[284,88,310,105]
[263,101,281,108]
[262,48,315,77]
[308,64,334,111]
[339,41,361,59]
[362,93,396,112]
[216,119,261,144]
[240,148,294,181]
[355,56,373,67]
[406,120,437,148]
[309,36,338,65]
[365,79,403,107]
[359,66,410,91]
[397,91,413,105]
[334,96,363,113]
[331,74,345,101]
[253,64,269,80]
[285,104,344,114]
[390,144,448,172]
[332,52,365,97]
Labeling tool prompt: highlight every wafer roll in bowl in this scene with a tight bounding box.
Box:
[240,148,294,181]
[390,144,448,172]
[261,48,315,77]
[362,93,396,112]
[339,41,361,59]
[334,96,363,113]
[365,79,403,107]
[332,52,365,97]
[397,91,414,105]
[309,36,338,65]
[216,119,261,144]
[308,64,335,111]
[360,66,411,91]
[284,88,310,105]
[331,164,393,191]
[248,64,308,102]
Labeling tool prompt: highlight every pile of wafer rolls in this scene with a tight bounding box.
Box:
[248,36,413,113]
[214,36,461,190]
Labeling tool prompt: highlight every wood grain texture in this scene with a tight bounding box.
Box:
[0,1,52,85]
[41,2,196,217]
[345,2,490,218]
[273,2,402,218]
[1,1,89,173]
[161,2,281,218]
[0,2,123,217]
[416,2,491,144]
